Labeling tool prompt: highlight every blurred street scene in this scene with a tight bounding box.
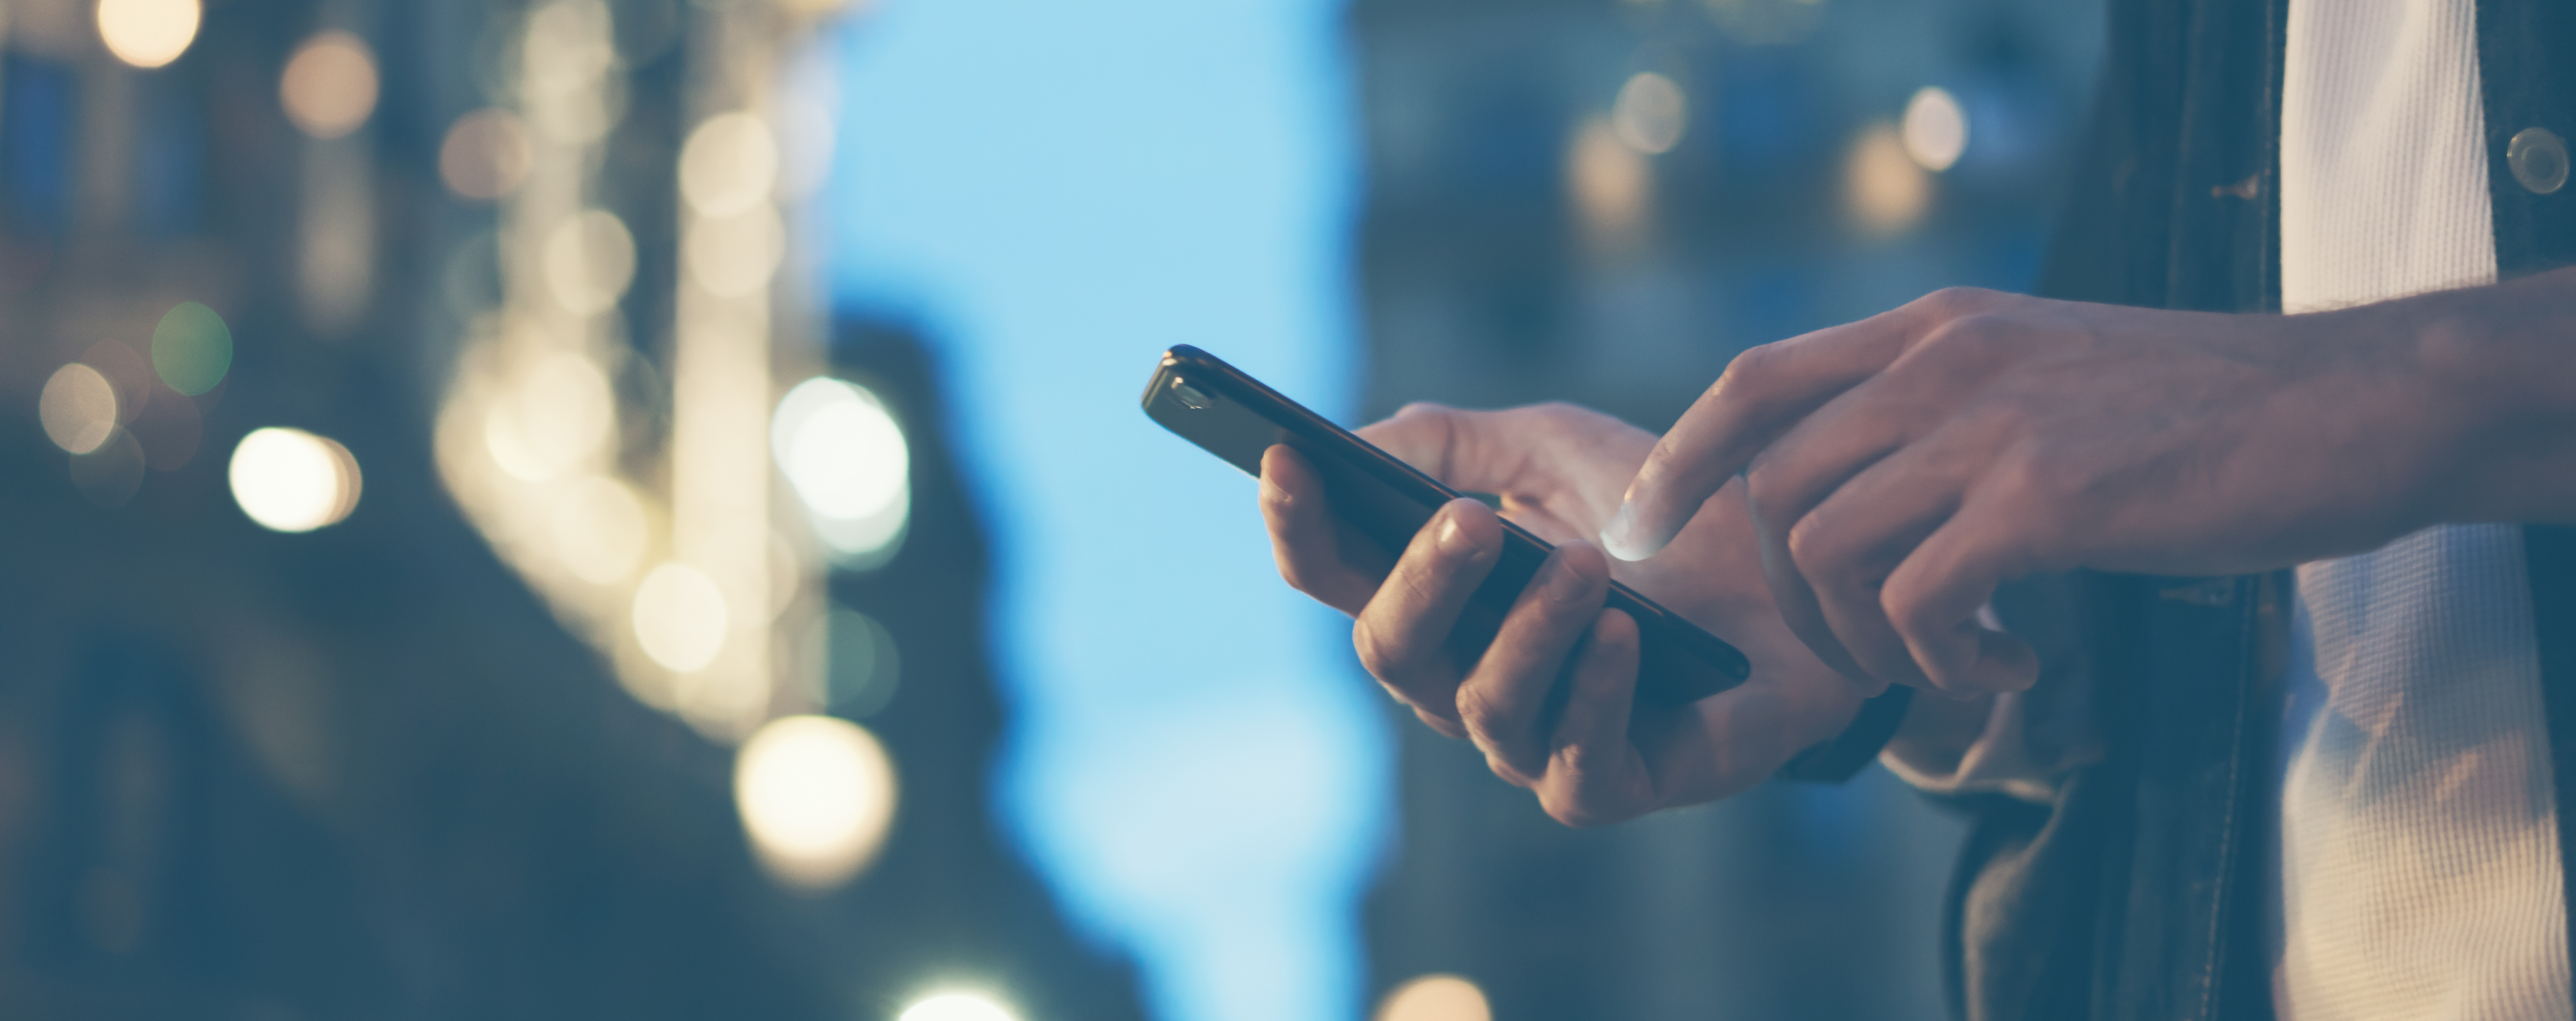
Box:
[0,0,2100,1017]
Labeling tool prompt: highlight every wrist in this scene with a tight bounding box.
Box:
[2411,268,2576,522]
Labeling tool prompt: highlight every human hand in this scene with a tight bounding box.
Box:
[1601,286,2487,696]
[1260,403,1863,825]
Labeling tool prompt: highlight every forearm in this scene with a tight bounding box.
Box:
[2408,266,2576,524]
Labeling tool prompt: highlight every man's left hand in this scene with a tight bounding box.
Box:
[1600,285,2512,696]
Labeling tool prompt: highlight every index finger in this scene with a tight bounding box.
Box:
[1601,290,1998,562]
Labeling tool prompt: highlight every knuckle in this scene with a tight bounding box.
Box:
[1539,787,1623,829]
[1785,516,1866,592]
[1720,341,1785,392]
[1351,619,1401,681]
[1918,312,2014,358]
[1879,576,1941,639]
[1454,681,1511,737]
[1917,286,2004,320]
[1743,459,1793,529]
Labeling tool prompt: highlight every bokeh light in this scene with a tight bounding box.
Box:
[228,427,363,532]
[1845,121,1931,235]
[1568,116,1649,244]
[821,605,900,717]
[544,210,637,316]
[1375,974,1493,1021]
[552,476,649,585]
[680,112,779,218]
[280,31,380,139]
[96,0,201,69]
[439,109,534,202]
[772,377,910,558]
[735,715,898,892]
[79,339,155,420]
[1611,71,1687,155]
[1902,86,1968,172]
[486,351,614,481]
[151,301,233,396]
[685,205,785,296]
[896,993,1020,1021]
[632,562,729,673]
[40,363,119,455]
[71,429,147,508]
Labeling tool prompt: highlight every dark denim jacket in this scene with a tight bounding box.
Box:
[1952,0,2576,1016]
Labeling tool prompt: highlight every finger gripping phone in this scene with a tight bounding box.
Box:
[1141,345,1748,706]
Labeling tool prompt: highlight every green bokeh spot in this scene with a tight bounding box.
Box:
[152,301,233,397]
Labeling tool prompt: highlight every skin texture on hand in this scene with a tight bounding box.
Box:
[1259,403,1862,826]
[1601,282,2551,697]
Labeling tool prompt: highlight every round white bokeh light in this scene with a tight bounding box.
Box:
[897,993,1020,1021]
[1902,86,1969,173]
[631,562,729,673]
[229,427,361,532]
[98,0,202,69]
[773,378,910,560]
[735,715,898,893]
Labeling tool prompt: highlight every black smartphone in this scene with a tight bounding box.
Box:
[1141,344,1748,707]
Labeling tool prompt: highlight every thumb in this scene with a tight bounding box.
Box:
[1356,403,1530,494]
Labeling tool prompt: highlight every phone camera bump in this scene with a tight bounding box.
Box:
[1169,378,1214,410]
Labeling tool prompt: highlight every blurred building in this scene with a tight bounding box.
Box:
[0,0,1141,1017]
[1347,0,2104,1016]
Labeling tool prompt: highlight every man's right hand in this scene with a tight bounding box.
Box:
[1258,402,1870,826]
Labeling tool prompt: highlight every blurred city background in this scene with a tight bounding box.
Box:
[0,0,2102,1018]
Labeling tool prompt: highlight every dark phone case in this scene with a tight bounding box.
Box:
[1141,345,1747,707]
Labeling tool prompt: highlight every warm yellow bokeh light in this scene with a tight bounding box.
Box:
[40,363,119,455]
[1376,974,1493,1021]
[1902,86,1968,172]
[544,210,637,316]
[680,112,780,218]
[685,206,785,297]
[1612,72,1688,155]
[97,0,201,69]
[229,427,362,533]
[735,715,898,893]
[280,31,380,139]
[1846,121,1931,235]
[896,993,1019,1021]
[632,562,729,673]
[552,476,649,585]
[1568,116,1649,247]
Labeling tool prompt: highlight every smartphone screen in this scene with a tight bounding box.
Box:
[1141,345,1747,706]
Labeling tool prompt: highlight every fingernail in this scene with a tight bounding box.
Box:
[1599,502,1658,562]
[1539,548,1595,604]
[1436,514,1476,557]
